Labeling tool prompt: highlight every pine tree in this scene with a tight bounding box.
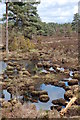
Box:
[72,13,80,32]
[3,1,41,39]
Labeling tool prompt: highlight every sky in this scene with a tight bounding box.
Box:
[0,0,80,23]
[0,2,6,20]
[37,0,79,23]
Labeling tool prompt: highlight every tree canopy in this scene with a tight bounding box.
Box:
[3,1,41,39]
[2,1,79,41]
[72,13,80,32]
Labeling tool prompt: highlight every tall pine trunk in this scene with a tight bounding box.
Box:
[6,1,9,53]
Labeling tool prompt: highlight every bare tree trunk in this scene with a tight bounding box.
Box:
[6,1,9,53]
[60,97,77,117]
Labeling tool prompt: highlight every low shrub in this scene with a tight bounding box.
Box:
[9,34,35,52]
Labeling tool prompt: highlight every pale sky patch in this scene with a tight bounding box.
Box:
[37,0,79,23]
[0,0,80,23]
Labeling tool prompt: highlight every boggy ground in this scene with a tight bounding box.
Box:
[1,34,79,68]
[0,34,80,118]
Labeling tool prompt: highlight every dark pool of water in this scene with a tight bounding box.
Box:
[32,84,65,110]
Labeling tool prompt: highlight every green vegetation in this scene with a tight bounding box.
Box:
[9,33,35,51]
[3,1,41,39]
[72,13,80,32]
[1,1,80,51]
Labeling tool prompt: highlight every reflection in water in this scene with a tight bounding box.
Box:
[25,61,37,74]
[32,84,65,110]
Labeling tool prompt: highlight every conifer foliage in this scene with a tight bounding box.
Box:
[3,1,41,39]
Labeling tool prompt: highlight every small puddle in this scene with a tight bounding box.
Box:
[63,77,72,81]
[1,89,24,101]
[32,84,65,110]
[69,71,74,77]
[0,61,7,74]
[49,67,56,72]
[3,90,11,101]
[60,67,64,72]
[0,89,11,101]
[65,82,68,86]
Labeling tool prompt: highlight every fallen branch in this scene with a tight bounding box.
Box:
[60,97,77,117]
